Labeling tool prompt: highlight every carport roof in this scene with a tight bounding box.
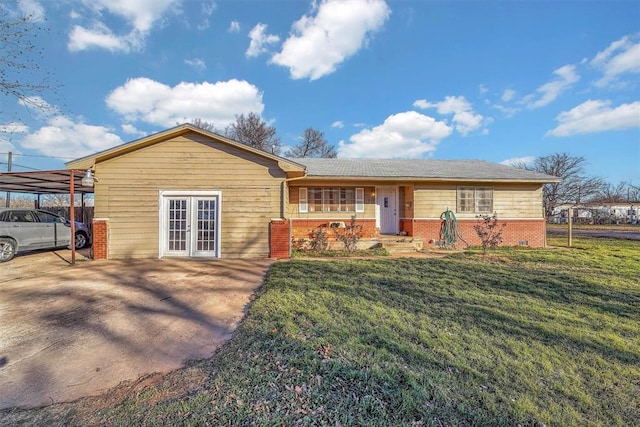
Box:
[0,169,94,194]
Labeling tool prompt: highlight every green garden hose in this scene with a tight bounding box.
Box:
[439,209,468,248]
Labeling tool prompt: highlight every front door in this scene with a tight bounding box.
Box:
[376,186,398,234]
[161,192,221,258]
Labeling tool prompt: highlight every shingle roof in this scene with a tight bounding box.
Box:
[292,158,559,182]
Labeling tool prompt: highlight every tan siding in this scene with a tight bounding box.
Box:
[493,185,543,218]
[414,183,543,219]
[413,184,458,217]
[94,133,284,259]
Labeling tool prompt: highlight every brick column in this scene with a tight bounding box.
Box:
[270,219,290,259]
[92,219,108,260]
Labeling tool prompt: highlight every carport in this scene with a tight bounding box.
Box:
[0,169,94,264]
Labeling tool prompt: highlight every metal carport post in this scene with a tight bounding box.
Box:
[0,169,94,265]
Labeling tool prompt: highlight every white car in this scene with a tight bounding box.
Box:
[0,208,91,262]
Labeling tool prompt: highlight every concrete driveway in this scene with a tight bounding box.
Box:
[0,250,272,409]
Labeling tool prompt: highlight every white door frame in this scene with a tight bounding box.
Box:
[158,190,222,258]
[375,186,398,234]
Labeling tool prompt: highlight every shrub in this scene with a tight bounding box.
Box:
[473,213,506,255]
[334,216,363,253]
[309,226,329,252]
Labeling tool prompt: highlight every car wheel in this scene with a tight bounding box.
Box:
[75,232,88,249]
[0,238,17,262]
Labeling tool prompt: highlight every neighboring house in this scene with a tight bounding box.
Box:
[66,124,559,260]
[551,203,638,225]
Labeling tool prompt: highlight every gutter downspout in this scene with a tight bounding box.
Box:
[282,170,308,258]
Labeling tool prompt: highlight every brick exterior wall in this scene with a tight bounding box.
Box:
[270,219,290,259]
[412,219,546,248]
[92,219,108,260]
[399,219,413,236]
[291,218,378,239]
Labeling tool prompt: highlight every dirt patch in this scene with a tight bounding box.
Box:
[0,253,272,410]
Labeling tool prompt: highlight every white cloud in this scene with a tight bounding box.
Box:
[106,77,265,128]
[0,121,29,134]
[228,20,240,33]
[21,116,124,158]
[478,84,488,95]
[197,1,216,30]
[271,0,391,80]
[525,64,579,108]
[501,89,516,102]
[185,57,206,71]
[492,104,520,118]
[246,23,280,58]
[17,96,59,119]
[547,99,640,137]
[331,120,344,128]
[338,111,452,158]
[68,22,137,52]
[0,139,20,157]
[500,156,535,167]
[121,123,146,137]
[68,0,181,52]
[413,96,485,136]
[18,0,45,22]
[591,34,640,88]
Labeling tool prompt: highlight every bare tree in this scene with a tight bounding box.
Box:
[0,194,35,208]
[285,127,337,158]
[0,5,52,111]
[592,182,628,203]
[228,112,281,154]
[520,153,605,217]
[627,183,640,202]
[189,118,220,133]
[40,193,69,207]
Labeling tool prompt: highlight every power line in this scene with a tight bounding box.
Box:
[1,163,41,171]
[0,152,74,160]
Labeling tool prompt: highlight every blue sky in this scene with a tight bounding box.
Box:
[1,0,639,185]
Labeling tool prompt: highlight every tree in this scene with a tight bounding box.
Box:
[285,127,337,158]
[189,118,219,133]
[592,182,628,203]
[227,112,281,154]
[519,153,605,218]
[0,5,52,111]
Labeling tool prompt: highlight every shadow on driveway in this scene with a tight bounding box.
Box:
[0,254,272,409]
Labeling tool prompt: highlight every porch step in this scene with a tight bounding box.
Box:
[360,237,424,254]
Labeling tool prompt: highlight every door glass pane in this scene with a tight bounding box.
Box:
[196,199,216,251]
[168,199,187,251]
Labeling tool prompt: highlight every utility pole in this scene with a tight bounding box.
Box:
[5,151,12,207]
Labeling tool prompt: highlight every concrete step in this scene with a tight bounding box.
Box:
[360,237,424,253]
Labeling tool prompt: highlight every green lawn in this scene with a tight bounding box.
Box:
[3,237,639,426]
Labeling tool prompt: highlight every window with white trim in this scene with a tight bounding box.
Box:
[298,187,364,213]
[457,186,493,213]
[299,188,308,213]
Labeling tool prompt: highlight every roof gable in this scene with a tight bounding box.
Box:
[66,123,306,173]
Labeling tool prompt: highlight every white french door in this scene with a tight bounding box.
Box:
[160,191,221,258]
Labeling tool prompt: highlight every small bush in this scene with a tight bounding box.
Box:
[473,213,506,254]
[334,216,363,253]
[309,226,329,252]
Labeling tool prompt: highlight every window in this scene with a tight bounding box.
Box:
[298,187,364,213]
[309,188,323,212]
[36,211,63,223]
[457,186,493,213]
[299,188,308,213]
